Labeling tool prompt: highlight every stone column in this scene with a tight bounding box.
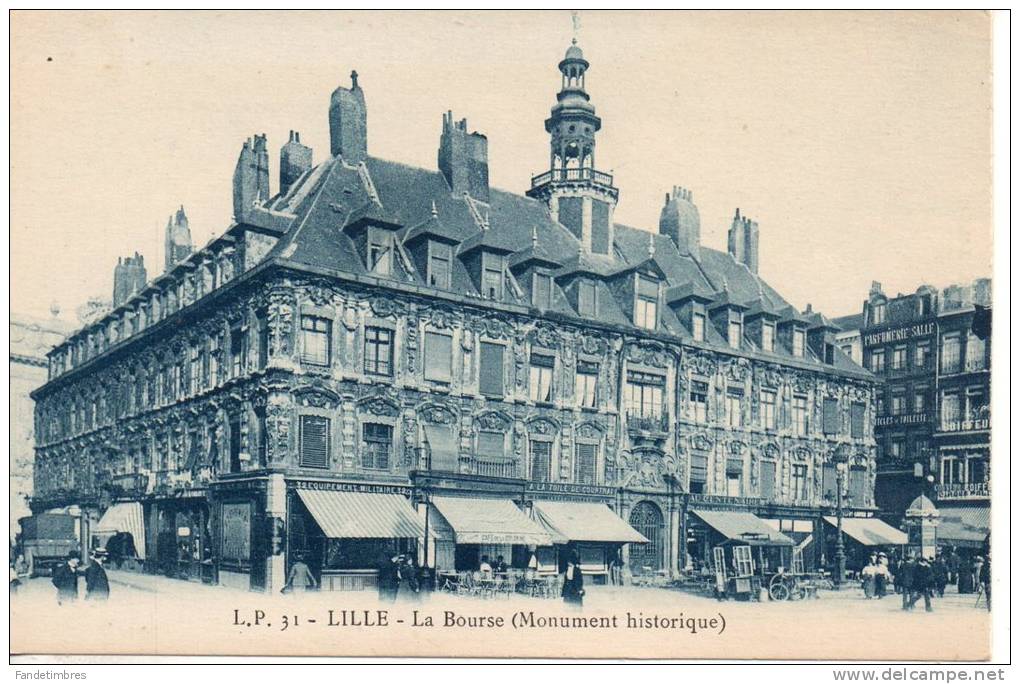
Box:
[265,473,287,593]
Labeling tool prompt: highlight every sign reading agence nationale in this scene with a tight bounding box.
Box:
[863,322,935,347]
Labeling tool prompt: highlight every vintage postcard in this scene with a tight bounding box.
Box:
[9,10,998,662]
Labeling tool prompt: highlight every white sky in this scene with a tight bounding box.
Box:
[10,10,992,324]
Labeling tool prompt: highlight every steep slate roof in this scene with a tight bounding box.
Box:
[263,153,865,376]
[832,313,864,332]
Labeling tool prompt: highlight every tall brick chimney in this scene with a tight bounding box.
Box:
[233,134,271,220]
[113,252,147,307]
[658,186,700,259]
[280,130,312,195]
[727,208,759,274]
[164,205,193,272]
[329,70,367,162]
[438,111,489,203]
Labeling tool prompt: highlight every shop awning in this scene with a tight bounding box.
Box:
[296,490,426,539]
[691,509,794,545]
[533,501,648,544]
[94,502,146,560]
[823,516,908,546]
[935,506,990,548]
[431,496,553,546]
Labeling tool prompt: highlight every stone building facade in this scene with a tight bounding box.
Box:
[32,43,877,592]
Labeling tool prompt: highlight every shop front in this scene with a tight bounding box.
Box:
[821,515,907,573]
[147,494,214,583]
[287,484,425,591]
[531,500,648,582]
[92,500,146,569]
[687,508,795,575]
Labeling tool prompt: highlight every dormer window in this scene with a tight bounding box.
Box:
[532,272,553,309]
[578,279,597,317]
[368,230,393,276]
[427,241,452,288]
[871,301,887,325]
[792,328,806,357]
[727,314,743,350]
[481,253,504,300]
[761,322,775,352]
[635,275,659,330]
[692,311,706,342]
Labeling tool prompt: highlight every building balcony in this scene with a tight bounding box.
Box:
[108,472,150,497]
[470,458,520,479]
[626,411,671,438]
[934,481,989,500]
[528,167,619,200]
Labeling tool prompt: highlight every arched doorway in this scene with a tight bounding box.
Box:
[629,501,664,573]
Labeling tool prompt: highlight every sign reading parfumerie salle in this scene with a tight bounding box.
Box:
[863,322,935,347]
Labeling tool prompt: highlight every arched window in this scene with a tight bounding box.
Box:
[628,501,664,573]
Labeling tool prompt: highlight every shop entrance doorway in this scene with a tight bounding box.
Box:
[628,501,664,574]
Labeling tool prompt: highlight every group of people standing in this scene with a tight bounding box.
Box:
[51,550,110,604]
[860,552,893,598]
[377,553,430,602]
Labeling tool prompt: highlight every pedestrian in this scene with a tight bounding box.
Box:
[377,554,399,603]
[84,550,110,601]
[479,555,493,577]
[932,554,948,598]
[52,553,80,605]
[10,561,21,596]
[899,554,916,611]
[946,548,960,587]
[397,555,420,602]
[561,549,584,610]
[874,553,890,598]
[609,550,622,586]
[861,554,877,599]
[908,557,935,612]
[979,553,991,612]
[285,554,317,595]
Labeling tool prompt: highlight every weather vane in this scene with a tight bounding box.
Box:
[571,11,580,45]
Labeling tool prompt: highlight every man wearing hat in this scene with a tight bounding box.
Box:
[908,556,935,612]
[84,549,110,601]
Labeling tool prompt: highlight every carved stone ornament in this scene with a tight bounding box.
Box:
[476,410,512,432]
[576,421,604,441]
[793,372,814,394]
[357,396,400,418]
[727,358,750,382]
[626,341,670,368]
[580,334,607,356]
[619,448,679,488]
[793,447,812,462]
[427,306,457,330]
[683,351,716,376]
[761,442,781,461]
[530,323,562,350]
[728,440,747,455]
[473,314,514,340]
[370,296,404,319]
[419,402,457,425]
[690,433,714,452]
[527,417,557,436]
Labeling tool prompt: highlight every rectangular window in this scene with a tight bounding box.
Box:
[482,265,503,300]
[733,545,754,577]
[966,333,986,371]
[477,431,505,459]
[726,473,742,497]
[301,316,331,366]
[626,370,665,419]
[966,457,986,485]
[257,315,270,370]
[941,456,962,485]
[530,441,552,482]
[574,442,597,485]
[575,360,599,409]
[578,280,597,317]
[529,352,555,403]
[760,461,776,500]
[941,392,961,425]
[635,276,658,330]
[941,334,961,373]
[299,415,330,469]
[871,302,887,325]
[692,312,706,342]
[848,467,867,507]
[822,463,837,502]
[423,332,453,383]
[792,464,808,501]
[915,341,930,369]
[428,243,452,289]
[792,395,809,436]
[360,423,392,470]
[851,402,865,438]
[189,345,202,394]
[761,390,777,429]
[364,326,394,376]
[870,349,886,372]
[368,234,392,275]
[690,380,709,423]
[229,414,242,473]
[890,393,906,416]
[823,398,840,435]
[230,325,248,378]
[728,319,742,350]
[792,329,806,358]
[913,388,927,413]
[888,440,903,460]
[208,336,220,387]
[726,387,743,427]
[532,273,552,309]
[892,346,907,370]
[761,322,775,352]
[479,342,505,397]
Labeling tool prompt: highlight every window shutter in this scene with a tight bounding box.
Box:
[850,403,865,438]
[533,273,551,308]
[479,342,504,396]
[726,456,743,475]
[575,443,597,484]
[477,431,505,459]
[690,451,708,483]
[760,461,776,500]
[424,424,458,472]
[822,464,837,501]
[300,416,329,468]
[424,332,453,382]
[848,467,867,506]
[823,398,840,435]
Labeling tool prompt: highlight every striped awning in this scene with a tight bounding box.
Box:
[824,516,908,546]
[431,496,553,546]
[95,502,146,560]
[296,490,426,539]
[691,509,794,545]
[533,501,648,544]
[935,506,990,548]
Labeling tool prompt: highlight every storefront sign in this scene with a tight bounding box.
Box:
[296,481,412,496]
[455,532,548,545]
[688,494,764,508]
[526,481,616,498]
[876,412,931,427]
[863,322,934,347]
[221,502,251,563]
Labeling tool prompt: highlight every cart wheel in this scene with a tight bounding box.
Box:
[769,582,790,601]
[789,583,805,601]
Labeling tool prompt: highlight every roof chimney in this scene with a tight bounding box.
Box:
[658,185,701,259]
[727,209,759,274]
[329,70,367,162]
[438,111,489,203]
[280,130,313,195]
[113,253,147,307]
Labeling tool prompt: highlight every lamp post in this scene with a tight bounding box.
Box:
[832,450,849,590]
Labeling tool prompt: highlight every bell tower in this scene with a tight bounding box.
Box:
[527,40,619,256]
